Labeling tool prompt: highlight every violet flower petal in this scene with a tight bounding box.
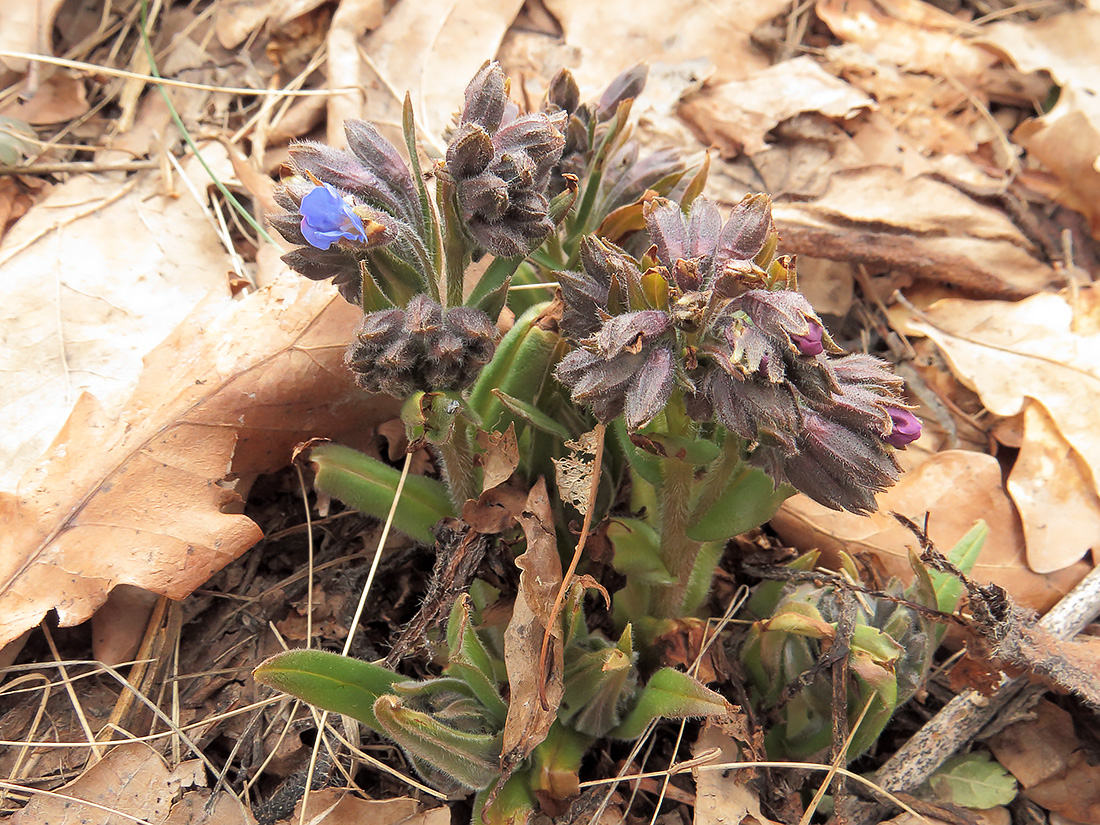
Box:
[883,407,922,447]
[299,183,367,250]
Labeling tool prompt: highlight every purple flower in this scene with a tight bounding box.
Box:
[299,182,367,250]
[790,321,824,356]
[884,408,922,447]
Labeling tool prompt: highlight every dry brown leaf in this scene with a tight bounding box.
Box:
[477,423,519,493]
[283,789,448,825]
[11,742,175,824]
[679,57,872,157]
[978,11,1100,237]
[166,789,258,825]
[770,450,1090,612]
[817,0,993,81]
[1014,85,1100,240]
[357,0,526,150]
[772,167,1056,297]
[544,0,791,93]
[0,0,66,74]
[0,275,388,651]
[0,172,233,491]
[0,71,89,125]
[898,287,1100,572]
[501,478,564,781]
[693,724,780,825]
[1009,403,1100,573]
[980,10,1100,94]
[988,699,1100,823]
[514,478,564,627]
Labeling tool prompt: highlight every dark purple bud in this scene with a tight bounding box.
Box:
[883,408,921,447]
[713,193,774,273]
[790,320,824,356]
[594,310,671,358]
[547,68,580,114]
[298,183,367,250]
[596,63,648,121]
[461,61,508,132]
[446,124,495,179]
[644,198,688,270]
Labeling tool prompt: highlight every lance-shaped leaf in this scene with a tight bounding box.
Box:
[374,694,503,790]
[610,668,732,740]
[253,649,401,732]
[446,596,508,724]
[307,442,454,544]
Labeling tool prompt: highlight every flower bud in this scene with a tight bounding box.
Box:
[884,407,921,447]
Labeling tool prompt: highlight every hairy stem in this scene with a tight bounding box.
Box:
[651,455,702,618]
[435,418,477,509]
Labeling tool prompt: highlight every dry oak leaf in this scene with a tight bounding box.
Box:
[0,275,382,651]
[771,450,1090,613]
[11,741,177,824]
[284,789,448,825]
[678,56,873,157]
[898,287,1100,572]
[772,167,1057,297]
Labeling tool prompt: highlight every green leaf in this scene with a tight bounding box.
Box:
[445,597,508,723]
[0,116,35,165]
[630,430,720,465]
[468,254,524,313]
[491,390,573,440]
[374,694,503,790]
[402,94,441,281]
[309,442,454,544]
[687,466,793,542]
[933,521,988,614]
[253,649,401,732]
[610,668,730,740]
[607,518,673,585]
[929,752,1018,809]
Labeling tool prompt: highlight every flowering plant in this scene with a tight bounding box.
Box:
[254,62,936,823]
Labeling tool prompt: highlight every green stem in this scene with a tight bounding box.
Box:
[434,416,477,509]
[651,455,701,618]
[650,393,704,619]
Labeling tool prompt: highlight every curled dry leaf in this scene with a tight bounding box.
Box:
[771,450,1090,612]
[898,287,1100,572]
[477,423,520,494]
[679,56,873,156]
[772,168,1057,297]
[979,11,1100,238]
[0,275,390,651]
[501,478,564,781]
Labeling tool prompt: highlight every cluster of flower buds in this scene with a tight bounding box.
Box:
[555,194,921,514]
[269,120,430,305]
[345,296,496,397]
[444,62,567,257]
[543,65,684,219]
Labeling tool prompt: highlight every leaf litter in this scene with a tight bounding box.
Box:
[2,0,1100,823]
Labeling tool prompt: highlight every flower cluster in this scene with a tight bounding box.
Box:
[269,119,430,304]
[445,62,567,257]
[345,295,496,397]
[555,194,920,513]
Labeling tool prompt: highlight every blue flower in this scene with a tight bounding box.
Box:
[299,182,367,250]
